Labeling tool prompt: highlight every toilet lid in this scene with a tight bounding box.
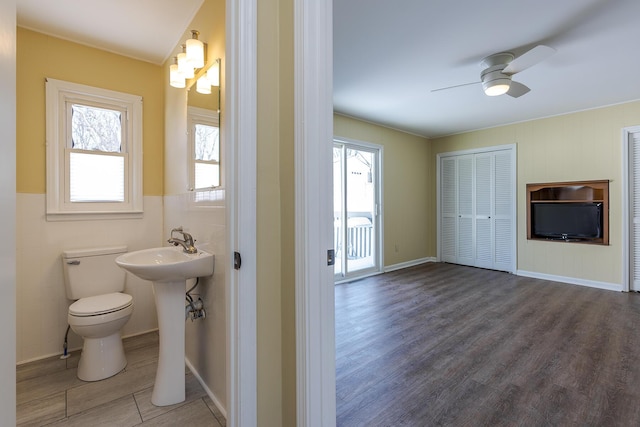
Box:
[69,292,133,316]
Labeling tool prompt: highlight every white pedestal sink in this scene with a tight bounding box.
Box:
[115,246,214,406]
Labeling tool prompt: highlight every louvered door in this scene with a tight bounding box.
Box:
[439,146,515,273]
[631,132,640,290]
[493,150,514,271]
[440,157,457,263]
[457,155,475,266]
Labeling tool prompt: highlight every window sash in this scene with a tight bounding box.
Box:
[65,149,127,203]
[66,101,126,153]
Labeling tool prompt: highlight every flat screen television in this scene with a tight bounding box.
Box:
[531,202,602,240]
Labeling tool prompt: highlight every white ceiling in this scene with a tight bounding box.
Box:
[16,0,640,139]
[334,0,640,138]
[16,0,204,65]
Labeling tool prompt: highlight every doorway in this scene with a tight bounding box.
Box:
[333,139,383,282]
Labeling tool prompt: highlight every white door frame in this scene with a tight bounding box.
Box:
[226,0,257,424]
[294,0,336,425]
[0,1,17,425]
[227,0,336,424]
[621,125,640,292]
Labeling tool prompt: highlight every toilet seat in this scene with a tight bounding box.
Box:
[69,292,133,317]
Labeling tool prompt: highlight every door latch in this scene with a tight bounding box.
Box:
[234,251,242,270]
[327,249,335,266]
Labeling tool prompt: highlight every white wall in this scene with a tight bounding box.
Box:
[16,195,162,363]
[0,0,16,424]
[163,192,227,410]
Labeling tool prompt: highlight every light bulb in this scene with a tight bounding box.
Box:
[177,46,194,79]
[484,83,510,96]
[206,62,220,87]
[196,76,212,94]
[186,30,205,69]
[169,60,185,88]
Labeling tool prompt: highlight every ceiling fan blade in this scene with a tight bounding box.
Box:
[431,81,480,93]
[507,81,530,98]
[503,45,556,75]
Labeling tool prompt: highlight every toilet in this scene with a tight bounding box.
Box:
[62,246,134,381]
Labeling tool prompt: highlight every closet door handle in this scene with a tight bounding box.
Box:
[66,260,80,265]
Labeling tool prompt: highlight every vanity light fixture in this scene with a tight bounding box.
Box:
[177,45,195,79]
[186,30,205,69]
[206,60,220,87]
[169,57,186,88]
[196,75,212,94]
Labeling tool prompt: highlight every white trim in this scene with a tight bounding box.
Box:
[226,0,258,424]
[384,257,437,273]
[0,3,16,424]
[45,78,143,219]
[436,144,517,274]
[294,0,336,425]
[622,126,640,292]
[436,143,516,159]
[516,270,621,292]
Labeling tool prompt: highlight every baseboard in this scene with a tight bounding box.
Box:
[516,270,622,292]
[17,328,161,366]
[185,357,227,419]
[384,257,437,273]
[122,328,159,340]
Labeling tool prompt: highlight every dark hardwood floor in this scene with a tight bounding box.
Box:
[335,262,640,426]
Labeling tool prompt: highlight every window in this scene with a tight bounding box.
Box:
[46,79,143,220]
[188,106,220,191]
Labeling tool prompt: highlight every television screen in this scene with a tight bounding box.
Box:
[532,202,602,240]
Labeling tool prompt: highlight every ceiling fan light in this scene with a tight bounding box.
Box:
[483,78,511,96]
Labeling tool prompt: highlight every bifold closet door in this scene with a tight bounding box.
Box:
[631,131,640,291]
[439,148,514,272]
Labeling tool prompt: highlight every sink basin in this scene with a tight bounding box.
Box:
[115,246,213,282]
[114,245,214,406]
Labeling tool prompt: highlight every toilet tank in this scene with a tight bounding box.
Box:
[62,246,128,300]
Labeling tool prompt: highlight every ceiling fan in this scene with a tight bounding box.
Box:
[432,45,556,98]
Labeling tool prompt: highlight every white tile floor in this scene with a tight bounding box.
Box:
[16,331,225,426]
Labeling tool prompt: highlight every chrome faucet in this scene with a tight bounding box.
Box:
[168,226,198,254]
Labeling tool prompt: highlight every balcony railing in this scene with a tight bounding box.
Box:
[334,215,373,260]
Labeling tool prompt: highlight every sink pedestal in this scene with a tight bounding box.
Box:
[151,281,186,406]
[114,246,214,407]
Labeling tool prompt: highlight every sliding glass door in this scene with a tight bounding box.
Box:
[333,140,382,281]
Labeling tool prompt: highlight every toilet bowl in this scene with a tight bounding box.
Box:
[68,292,134,381]
[63,246,134,382]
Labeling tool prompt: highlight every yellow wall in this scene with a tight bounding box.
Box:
[431,101,640,285]
[256,0,288,423]
[16,28,164,195]
[334,114,435,265]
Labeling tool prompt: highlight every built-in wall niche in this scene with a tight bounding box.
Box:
[526,180,609,245]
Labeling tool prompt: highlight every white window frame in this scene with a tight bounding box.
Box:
[45,78,143,220]
[187,105,222,205]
